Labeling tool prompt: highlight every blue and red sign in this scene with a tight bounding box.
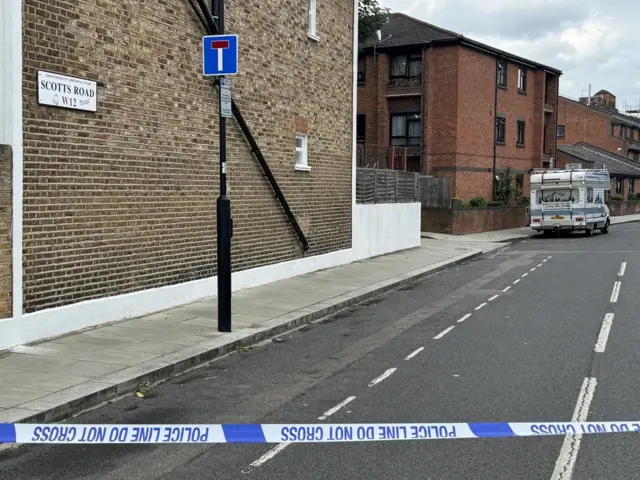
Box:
[202,34,238,76]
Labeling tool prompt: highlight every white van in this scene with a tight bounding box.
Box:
[530,168,611,236]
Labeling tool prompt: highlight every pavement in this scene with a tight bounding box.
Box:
[2,218,639,478]
[0,237,509,426]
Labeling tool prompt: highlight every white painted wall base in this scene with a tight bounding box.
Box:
[0,201,422,350]
[352,203,422,260]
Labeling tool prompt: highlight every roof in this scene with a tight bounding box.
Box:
[594,89,614,97]
[360,13,562,74]
[560,95,640,128]
[557,143,640,177]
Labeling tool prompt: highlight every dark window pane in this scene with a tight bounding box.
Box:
[391,55,407,77]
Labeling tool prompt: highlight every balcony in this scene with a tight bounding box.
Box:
[357,144,421,172]
[387,75,422,97]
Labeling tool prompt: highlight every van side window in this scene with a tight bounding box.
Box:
[587,188,594,202]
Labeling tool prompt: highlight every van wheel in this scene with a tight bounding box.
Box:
[585,225,593,237]
[601,219,610,234]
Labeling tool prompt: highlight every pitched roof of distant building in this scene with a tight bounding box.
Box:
[360,13,562,74]
[558,142,640,177]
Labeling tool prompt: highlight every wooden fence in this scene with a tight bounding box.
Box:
[355,168,451,207]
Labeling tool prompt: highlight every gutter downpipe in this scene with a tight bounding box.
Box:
[492,57,500,201]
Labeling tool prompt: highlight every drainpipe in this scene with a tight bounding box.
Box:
[421,46,427,174]
[492,57,500,201]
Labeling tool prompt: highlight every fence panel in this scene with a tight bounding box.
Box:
[356,168,420,204]
[419,176,452,208]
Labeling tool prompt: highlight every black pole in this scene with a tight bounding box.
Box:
[215,0,232,332]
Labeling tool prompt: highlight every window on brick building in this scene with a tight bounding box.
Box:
[390,113,421,145]
[358,56,366,83]
[557,125,565,139]
[622,124,629,139]
[497,60,507,87]
[518,68,527,93]
[615,177,623,195]
[308,0,317,38]
[628,150,640,162]
[630,178,636,194]
[495,117,506,144]
[295,133,310,171]
[357,114,366,144]
[516,120,526,146]
[390,54,422,79]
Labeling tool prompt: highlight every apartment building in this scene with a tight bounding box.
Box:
[357,13,562,200]
[558,92,640,162]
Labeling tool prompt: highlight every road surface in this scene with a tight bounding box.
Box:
[2,225,640,479]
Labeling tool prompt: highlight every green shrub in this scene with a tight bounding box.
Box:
[518,196,530,205]
[611,196,624,201]
[636,192,640,200]
[628,192,636,201]
[469,196,488,208]
[452,197,467,208]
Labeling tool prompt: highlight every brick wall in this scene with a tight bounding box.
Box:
[557,97,623,152]
[0,145,11,318]
[22,0,354,313]
[607,200,640,216]
[422,206,529,234]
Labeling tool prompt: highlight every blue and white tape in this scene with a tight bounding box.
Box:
[1,422,640,444]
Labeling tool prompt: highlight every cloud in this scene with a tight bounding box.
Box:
[381,0,640,109]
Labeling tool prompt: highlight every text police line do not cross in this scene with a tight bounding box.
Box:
[202,34,239,76]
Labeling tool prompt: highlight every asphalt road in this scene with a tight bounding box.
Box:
[2,224,640,479]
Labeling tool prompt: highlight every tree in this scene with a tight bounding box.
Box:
[358,0,389,45]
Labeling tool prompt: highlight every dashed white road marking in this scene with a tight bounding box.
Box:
[530,267,537,272]
[513,279,521,284]
[521,272,528,278]
[475,302,487,311]
[502,286,512,292]
[618,262,627,277]
[457,313,472,323]
[433,326,455,340]
[594,314,615,353]
[537,263,543,267]
[369,368,397,387]
[488,295,499,302]
[550,377,597,480]
[318,396,356,420]
[610,281,621,303]
[405,347,424,360]
[249,442,291,469]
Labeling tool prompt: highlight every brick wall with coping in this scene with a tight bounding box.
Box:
[422,206,529,234]
[557,97,623,153]
[22,0,354,313]
[0,145,11,318]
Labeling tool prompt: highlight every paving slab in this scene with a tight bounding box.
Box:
[0,239,498,425]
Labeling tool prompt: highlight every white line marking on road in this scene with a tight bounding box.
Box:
[488,295,499,302]
[610,281,621,303]
[475,302,487,311]
[405,347,425,360]
[521,272,528,277]
[433,326,455,340]
[513,279,521,284]
[369,368,397,387]
[618,262,627,277]
[550,377,597,480]
[318,396,356,420]
[594,314,615,353]
[249,442,291,469]
[530,267,537,272]
[457,313,472,323]
[537,263,543,267]
[502,286,512,292]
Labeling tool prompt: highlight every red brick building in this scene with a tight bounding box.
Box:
[357,13,562,200]
[557,94,640,162]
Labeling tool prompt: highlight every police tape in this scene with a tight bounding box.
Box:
[2,422,640,444]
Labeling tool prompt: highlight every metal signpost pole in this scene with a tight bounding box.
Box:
[215,0,232,332]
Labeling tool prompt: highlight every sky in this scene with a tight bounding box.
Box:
[380,0,640,112]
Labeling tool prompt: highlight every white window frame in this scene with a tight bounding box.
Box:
[295,134,311,171]
[308,0,319,41]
